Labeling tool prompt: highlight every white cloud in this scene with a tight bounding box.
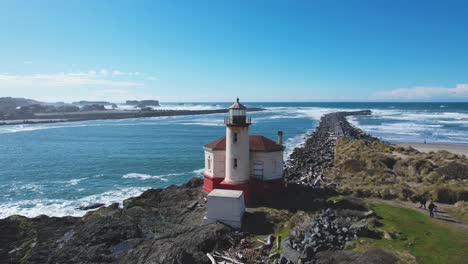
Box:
[373,84,468,100]
[111,70,141,76]
[100,68,109,76]
[0,72,144,88]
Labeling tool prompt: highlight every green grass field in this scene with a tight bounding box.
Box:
[360,203,468,264]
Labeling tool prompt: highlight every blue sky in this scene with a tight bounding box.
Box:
[0,0,467,102]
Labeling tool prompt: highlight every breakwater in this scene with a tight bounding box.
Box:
[285,110,374,186]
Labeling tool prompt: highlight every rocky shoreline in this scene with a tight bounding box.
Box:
[0,178,234,263]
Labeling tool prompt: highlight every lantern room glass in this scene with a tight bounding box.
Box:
[228,109,246,124]
[229,109,246,117]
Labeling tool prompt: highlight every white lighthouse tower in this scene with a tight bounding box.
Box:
[224,98,251,184]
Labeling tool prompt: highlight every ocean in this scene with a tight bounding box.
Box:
[1,102,467,218]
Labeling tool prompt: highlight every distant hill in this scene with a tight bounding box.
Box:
[72,101,116,106]
[125,100,160,108]
[0,97,41,111]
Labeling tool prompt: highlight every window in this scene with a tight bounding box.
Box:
[207,156,212,171]
[253,161,263,180]
[233,158,238,168]
[234,133,238,143]
[272,160,277,173]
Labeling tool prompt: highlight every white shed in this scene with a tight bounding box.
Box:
[205,189,245,229]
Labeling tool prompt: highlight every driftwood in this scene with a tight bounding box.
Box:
[266,235,274,246]
[187,201,198,209]
[206,253,216,264]
[213,251,245,264]
[269,252,280,259]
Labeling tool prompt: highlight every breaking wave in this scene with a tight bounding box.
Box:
[122,173,174,181]
[0,186,150,219]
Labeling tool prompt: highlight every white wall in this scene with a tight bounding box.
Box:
[206,190,245,229]
[204,150,226,178]
[225,126,250,183]
[250,151,283,181]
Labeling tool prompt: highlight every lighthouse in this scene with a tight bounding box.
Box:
[202,98,284,204]
[224,98,251,184]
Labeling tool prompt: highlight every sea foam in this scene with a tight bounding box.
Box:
[0,186,150,219]
[122,173,172,181]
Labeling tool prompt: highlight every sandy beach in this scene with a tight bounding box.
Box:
[395,142,468,156]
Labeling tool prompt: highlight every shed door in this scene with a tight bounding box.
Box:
[253,161,264,180]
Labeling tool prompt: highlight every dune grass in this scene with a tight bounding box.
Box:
[359,203,468,264]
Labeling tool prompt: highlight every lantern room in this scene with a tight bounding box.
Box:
[225,98,251,126]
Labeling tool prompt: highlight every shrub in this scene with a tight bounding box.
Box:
[342,159,366,173]
[432,186,468,204]
[436,162,468,180]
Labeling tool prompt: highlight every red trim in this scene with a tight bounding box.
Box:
[218,180,251,205]
[202,174,224,193]
[203,173,285,204]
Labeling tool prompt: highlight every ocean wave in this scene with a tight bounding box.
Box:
[157,103,224,111]
[265,107,364,121]
[0,186,150,219]
[67,177,88,186]
[357,122,442,135]
[122,173,174,181]
[192,168,204,176]
[283,130,313,160]
[9,183,44,194]
[370,109,468,121]
[178,122,224,127]
[0,123,103,134]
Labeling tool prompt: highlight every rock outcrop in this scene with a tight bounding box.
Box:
[126,100,160,108]
[278,208,376,263]
[0,178,233,264]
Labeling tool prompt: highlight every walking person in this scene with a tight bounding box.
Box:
[419,196,427,209]
[428,201,436,218]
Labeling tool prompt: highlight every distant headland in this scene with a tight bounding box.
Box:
[0,97,263,126]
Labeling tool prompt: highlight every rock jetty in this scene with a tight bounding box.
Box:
[285,110,375,186]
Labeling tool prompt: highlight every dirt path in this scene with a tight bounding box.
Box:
[367,198,468,232]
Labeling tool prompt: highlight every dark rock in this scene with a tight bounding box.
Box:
[77,203,105,210]
[81,104,106,111]
[126,100,160,108]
